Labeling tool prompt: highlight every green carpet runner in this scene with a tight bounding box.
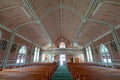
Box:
[51,65,73,80]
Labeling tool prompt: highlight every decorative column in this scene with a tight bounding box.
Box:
[72,42,75,63]
[30,43,34,64]
[51,43,53,62]
[111,28,120,67]
[83,47,87,62]
[91,43,98,64]
[14,44,19,63]
[14,45,20,67]
[112,28,120,54]
[38,46,41,63]
[2,31,15,69]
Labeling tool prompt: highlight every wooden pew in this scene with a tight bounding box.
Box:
[0,63,58,80]
[67,63,120,80]
[0,71,43,80]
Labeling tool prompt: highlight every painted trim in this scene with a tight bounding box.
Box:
[88,19,113,28]
[0,6,20,12]
[0,24,32,43]
[3,15,26,25]
[13,21,36,31]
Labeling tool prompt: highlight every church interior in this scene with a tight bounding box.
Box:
[0,0,120,80]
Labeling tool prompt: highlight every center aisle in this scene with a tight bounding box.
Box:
[51,65,73,80]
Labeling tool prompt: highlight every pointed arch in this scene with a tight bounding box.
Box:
[16,45,27,64]
[59,42,66,48]
[100,44,112,66]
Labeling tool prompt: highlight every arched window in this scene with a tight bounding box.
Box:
[59,42,66,48]
[16,45,27,64]
[100,44,112,66]
[86,46,93,62]
[33,47,40,62]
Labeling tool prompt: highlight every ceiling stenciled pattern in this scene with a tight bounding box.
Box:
[0,0,120,47]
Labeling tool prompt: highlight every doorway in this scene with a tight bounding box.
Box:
[59,54,66,66]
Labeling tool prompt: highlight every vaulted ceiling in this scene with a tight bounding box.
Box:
[0,0,120,47]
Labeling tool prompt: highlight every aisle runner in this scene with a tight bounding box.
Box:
[51,65,73,80]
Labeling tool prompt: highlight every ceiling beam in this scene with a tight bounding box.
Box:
[87,19,113,29]
[0,5,20,12]
[97,12,120,19]
[23,0,52,43]
[92,1,103,16]
[104,0,120,5]
[13,21,36,31]
[0,24,12,33]
[85,24,120,46]
[30,0,34,3]
[75,0,120,46]
[60,0,63,36]
[3,15,26,25]
[73,0,98,41]
[40,4,84,20]
[15,33,32,43]
[93,31,111,43]
[0,24,32,43]
[83,18,114,46]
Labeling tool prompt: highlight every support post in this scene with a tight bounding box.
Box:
[1,31,15,69]
[83,47,87,62]
[30,43,34,64]
[111,28,120,68]
[72,51,75,63]
[108,43,114,68]
[112,28,120,54]
[14,45,19,60]
[39,47,42,63]
[72,42,75,63]
[38,46,41,62]
[91,43,97,64]
[14,45,19,67]
[51,43,53,62]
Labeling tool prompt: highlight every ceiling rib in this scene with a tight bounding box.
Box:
[104,0,120,5]
[73,0,99,41]
[13,21,37,31]
[41,4,84,20]
[60,0,63,36]
[0,24,32,43]
[3,15,26,25]
[23,0,52,43]
[0,5,20,12]
[97,12,120,19]
[92,1,103,16]
[83,0,120,46]
[69,0,76,39]
[87,19,113,29]
[20,6,31,18]
[87,24,120,46]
